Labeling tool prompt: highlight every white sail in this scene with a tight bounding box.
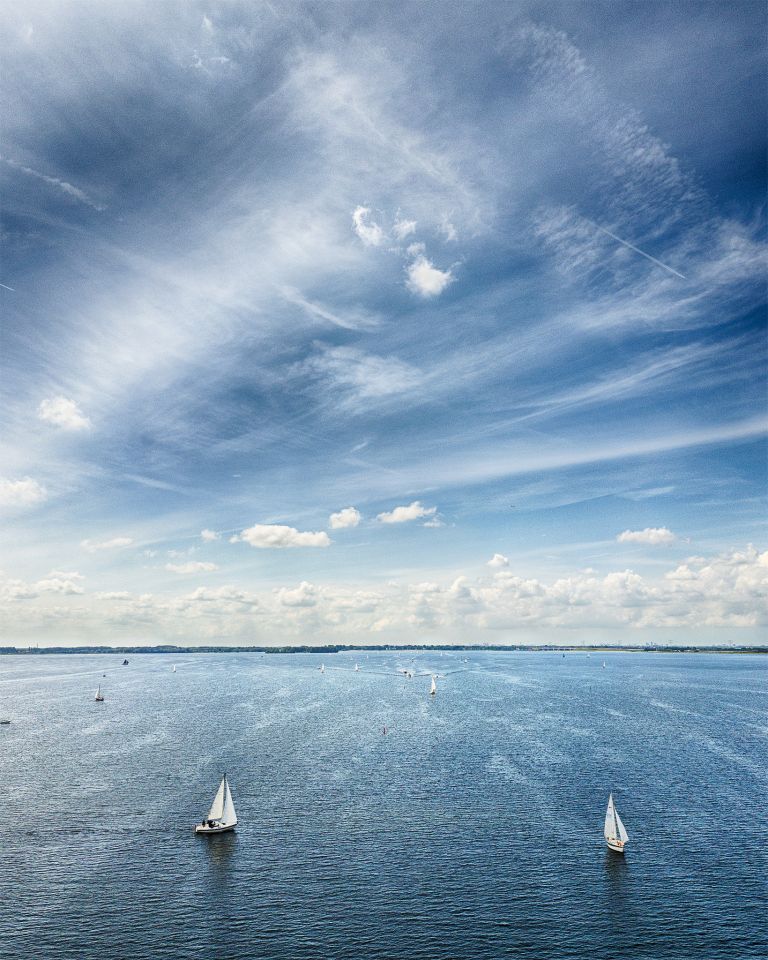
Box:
[614,806,629,843]
[354,663,359,671]
[430,675,437,695]
[207,777,226,822]
[220,778,237,827]
[604,794,616,840]
[320,663,325,673]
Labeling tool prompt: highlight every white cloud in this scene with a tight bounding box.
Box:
[231,523,331,548]
[0,477,47,507]
[80,537,134,552]
[393,217,417,240]
[617,527,676,545]
[377,501,437,524]
[38,396,91,431]
[165,561,219,573]
[423,516,445,528]
[405,254,454,297]
[95,591,132,601]
[200,529,220,542]
[488,553,510,567]
[406,241,425,256]
[276,581,318,607]
[48,570,84,580]
[352,206,384,246]
[185,585,258,605]
[34,577,84,595]
[329,506,361,529]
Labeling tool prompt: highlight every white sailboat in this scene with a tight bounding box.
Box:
[172,665,177,673]
[94,685,104,702]
[195,775,237,834]
[319,663,325,674]
[604,793,629,853]
[354,663,360,672]
[430,675,437,696]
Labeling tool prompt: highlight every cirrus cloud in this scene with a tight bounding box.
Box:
[81,537,134,552]
[165,561,219,574]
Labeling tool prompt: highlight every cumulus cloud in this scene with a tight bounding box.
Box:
[393,217,417,240]
[276,581,318,607]
[231,524,331,548]
[200,529,220,542]
[185,585,258,605]
[488,553,510,567]
[38,396,91,431]
[352,206,384,246]
[81,537,134,552]
[377,501,437,524]
[0,477,47,508]
[165,561,219,573]
[405,254,454,297]
[329,506,361,529]
[617,527,676,545]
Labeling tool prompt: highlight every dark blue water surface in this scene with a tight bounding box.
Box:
[0,651,765,959]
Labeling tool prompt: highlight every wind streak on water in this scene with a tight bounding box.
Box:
[0,651,765,959]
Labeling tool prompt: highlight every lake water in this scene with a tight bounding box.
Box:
[0,651,765,959]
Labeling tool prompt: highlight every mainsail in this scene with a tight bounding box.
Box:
[207,777,227,822]
[221,779,237,827]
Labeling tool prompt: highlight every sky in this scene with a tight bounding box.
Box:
[1,0,766,647]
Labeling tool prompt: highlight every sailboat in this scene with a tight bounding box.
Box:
[172,665,177,673]
[354,663,360,672]
[195,775,237,834]
[319,663,325,674]
[95,685,104,702]
[430,675,437,696]
[604,793,629,853]
[602,661,606,669]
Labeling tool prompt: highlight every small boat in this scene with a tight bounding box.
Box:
[195,775,237,834]
[0,719,11,725]
[430,675,437,696]
[95,685,104,702]
[604,793,629,853]
[319,663,325,674]
[602,661,606,669]
[172,665,177,673]
[354,663,360,672]
[122,659,129,665]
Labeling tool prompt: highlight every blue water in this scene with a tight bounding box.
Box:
[0,651,765,959]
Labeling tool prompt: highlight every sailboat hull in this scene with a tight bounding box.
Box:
[195,822,237,834]
[606,839,626,853]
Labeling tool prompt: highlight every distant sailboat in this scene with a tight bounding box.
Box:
[319,663,325,674]
[604,793,629,853]
[95,685,104,702]
[354,663,360,672]
[172,665,177,673]
[430,675,437,696]
[122,659,129,665]
[602,661,606,669]
[195,775,237,834]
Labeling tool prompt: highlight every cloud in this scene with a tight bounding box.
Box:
[488,553,510,567]
[405,254,454,297]
[617,527,676,545]
[165,561,219,573]
[302,345,423,406]
[37,396,91,431]
[1,157,105,211]
[0,477,47,507]
[377,501,437,524]
[231,524,331,548]
[95,591,132,601]
[352,206,384,246]
[34,577,84,595]
[185,585,258,605]
[276,581,318,607]
[393,217,417,240]
[200,529,220,542]
[281,286,378,331]
[329,506,361,529]
[80,537,134,552]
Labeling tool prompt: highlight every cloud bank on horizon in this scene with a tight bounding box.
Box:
[0,1,765,645]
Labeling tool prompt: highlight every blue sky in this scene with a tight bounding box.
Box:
[1,1,766,646]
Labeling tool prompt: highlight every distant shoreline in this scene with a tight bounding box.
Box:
[1,644,765,655]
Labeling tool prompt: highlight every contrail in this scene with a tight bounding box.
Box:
[592,224,687,280]
[0,282,14,291]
